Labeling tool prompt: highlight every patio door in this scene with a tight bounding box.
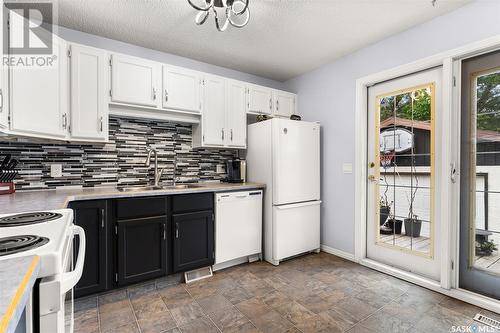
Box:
[366,68,442,281]
[459,50,500,299]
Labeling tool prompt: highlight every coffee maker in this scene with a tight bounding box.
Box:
[226,159,246,183]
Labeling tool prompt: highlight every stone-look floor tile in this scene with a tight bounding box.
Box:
[197,293,233,314]
[99,300,136,332]
[98,289,128,305]
[208,305,248,331]
[156,273,183,289]
[354,289,393,309]
[74,308,99,333]
[99,299,132,314]
[358,304,414,333]
[439,296,482,318]
[319,309,357,331]
[178,317,219,333]
[102,321,140,333]
[296,294,331,314]
[164,329,182,333]
[74,296,98,313]
[284,327,302,333]
[258,290,291,310]
[230,321,261,333]
[127,281,157,299]
[137,310,177,333]
[184,280,218,299]
[159,285,193,309]
[131,296,168,320]
[169,301,206,326]
[412,303,473,332]
[251,310,294,333]
[236,297,270,320]
[330,297,379,322]
[347,325,376,333]
[293,313,341,333]
[277,301,315,326]
[221,286,252,304]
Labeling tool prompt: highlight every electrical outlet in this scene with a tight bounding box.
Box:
[216,164,225,174]
[50,164,63,178]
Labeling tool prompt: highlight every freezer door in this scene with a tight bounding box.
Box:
[273,201,321,261]
[273,119,320,205]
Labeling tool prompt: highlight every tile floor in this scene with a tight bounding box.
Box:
[74,252,498,333]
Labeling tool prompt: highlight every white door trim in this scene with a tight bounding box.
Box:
[354,34,500,303]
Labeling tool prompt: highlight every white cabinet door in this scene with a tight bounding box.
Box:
[0,7,7,130]
[110,54,161,108]
[162,65,201,113]
[247,84,272,115]
[226,80,247,148]
[69,44,108,141]
[273,90,296,118]
[9,34,68,139]
[202,75,226,146]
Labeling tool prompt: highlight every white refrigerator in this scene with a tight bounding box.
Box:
[247,118,321,265]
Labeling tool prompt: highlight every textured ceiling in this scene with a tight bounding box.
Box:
[53,0,471,81]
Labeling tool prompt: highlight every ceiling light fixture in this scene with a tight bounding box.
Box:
[188,0,250,32]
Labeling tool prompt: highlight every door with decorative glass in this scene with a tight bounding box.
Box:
[460,50,500,299]
[367,68,442,281]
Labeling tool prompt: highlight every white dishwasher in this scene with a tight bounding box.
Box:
[214,190,262,270]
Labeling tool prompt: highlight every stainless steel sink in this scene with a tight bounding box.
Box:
[117,184,203,192]
[117,185,164,192]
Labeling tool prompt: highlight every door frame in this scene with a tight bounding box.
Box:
[354,34,500,312]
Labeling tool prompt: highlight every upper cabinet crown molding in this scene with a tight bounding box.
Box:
[69,43,109,142]
[110,54,161,108]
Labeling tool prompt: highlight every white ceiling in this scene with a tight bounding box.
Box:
[53,0,471,81]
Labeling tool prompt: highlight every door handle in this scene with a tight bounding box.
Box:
[99,116,104,132]
[230,129,233,141]
[221,129,224,141]
[152,88,157,100]
[368,175,377,182]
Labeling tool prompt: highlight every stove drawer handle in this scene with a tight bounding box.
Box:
[61,225,86,293]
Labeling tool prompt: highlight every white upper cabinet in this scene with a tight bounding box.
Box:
[273,90,296,118]
[247,84,273,115]
[0,7,7,130]
[226,80,247,148]
[69,44,108,141]
[110,54,161,108]
[162,65,201,113]
[200,75,226,147]
[9,31,68,139]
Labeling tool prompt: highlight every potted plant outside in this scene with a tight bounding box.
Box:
[404,214,422,237]
[476,240,498,256]
[386,219,403,234]
[380,197,391,226]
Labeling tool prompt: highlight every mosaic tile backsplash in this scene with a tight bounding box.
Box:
[0,117,238,190]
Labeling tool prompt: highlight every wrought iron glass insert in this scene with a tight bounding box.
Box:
[375,83,435,256]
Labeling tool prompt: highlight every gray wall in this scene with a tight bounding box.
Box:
[57,26,287,91]
[284,0,500,255]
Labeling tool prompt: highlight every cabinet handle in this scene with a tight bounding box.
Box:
[277,99,279,111]
[165,89,168,102]
[162,223,166,240]
[0,89,3,113]
[152,88,157,101]
[269,98,272,110]
[99,116,103,132]
[221,129,224,141]
[230,129,233,141]
[175,222,179,239]
[101,208,105,228]
[62,114,68,129]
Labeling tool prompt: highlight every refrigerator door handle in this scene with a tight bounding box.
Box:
[274,201,321,210]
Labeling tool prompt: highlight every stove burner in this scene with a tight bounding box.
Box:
[0,235,49,256]
[0,212,62,227]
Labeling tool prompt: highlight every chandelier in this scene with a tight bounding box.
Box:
[187,0,250,32]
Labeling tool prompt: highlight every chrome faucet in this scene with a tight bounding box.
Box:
[145,148,163,187]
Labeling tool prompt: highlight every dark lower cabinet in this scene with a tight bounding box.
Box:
[117,216,167,285]
[69,200,109,298]
[173,211,214,273]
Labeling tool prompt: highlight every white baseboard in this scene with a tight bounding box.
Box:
[320,245,356,262]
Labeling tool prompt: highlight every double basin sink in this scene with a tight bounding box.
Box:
[118,184,203,192]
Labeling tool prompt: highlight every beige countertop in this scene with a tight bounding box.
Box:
[0,256,40,333]
[0,182,265,214]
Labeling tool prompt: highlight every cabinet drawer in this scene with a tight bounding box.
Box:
[116,197,167,219]
[172,193,213,213]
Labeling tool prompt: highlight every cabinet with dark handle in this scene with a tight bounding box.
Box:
[69,200,110,298]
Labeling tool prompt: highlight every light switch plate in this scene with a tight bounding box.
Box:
[50,164,62,178]
[342,163,353,174]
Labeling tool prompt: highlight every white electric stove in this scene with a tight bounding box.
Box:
[0,209,86,333]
